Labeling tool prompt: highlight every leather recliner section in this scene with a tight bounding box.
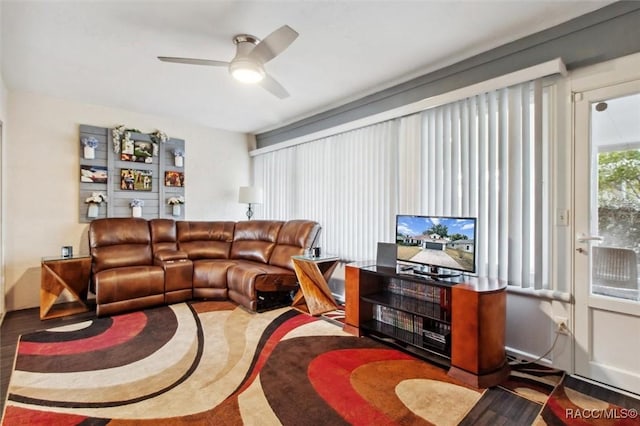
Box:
[89,218,166,317]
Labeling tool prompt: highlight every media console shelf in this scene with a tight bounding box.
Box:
[344,262,510,388]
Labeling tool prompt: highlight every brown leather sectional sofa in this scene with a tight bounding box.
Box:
[88,217,320,317]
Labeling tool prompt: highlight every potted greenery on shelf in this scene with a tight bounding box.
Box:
[173,149,184,167]
[130,199,144,218]
[85,192,107,218]
[167,195,185,216]
[81,136,99,159]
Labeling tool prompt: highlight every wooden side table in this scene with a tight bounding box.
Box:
[291,255,340,315]
[40,255,92,320]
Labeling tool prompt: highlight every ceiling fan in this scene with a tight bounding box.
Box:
[158,25,298,99]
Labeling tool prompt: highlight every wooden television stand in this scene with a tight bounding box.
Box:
[344,263,510,388]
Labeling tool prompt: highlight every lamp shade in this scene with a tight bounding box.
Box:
[238,186,263,204]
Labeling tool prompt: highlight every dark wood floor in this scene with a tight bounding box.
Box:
[1,305,638,424]
[1,304,97,415]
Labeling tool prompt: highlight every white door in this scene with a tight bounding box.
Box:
[574,80,640,395]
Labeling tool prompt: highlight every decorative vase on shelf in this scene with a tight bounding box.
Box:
[87,203,99,218]
[172,204,181,217]
[84,146,95,160]
[132,206,142,218]
[174,155,183,167]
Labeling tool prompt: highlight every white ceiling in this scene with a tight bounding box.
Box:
[1,0,613,134]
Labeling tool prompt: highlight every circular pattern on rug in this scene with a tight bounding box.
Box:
[9,303,202,407]
[257,334,483,425]
[17,307,171,370]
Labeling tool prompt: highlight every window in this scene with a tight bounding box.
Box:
[419,81,550,288]
[252,80,551,289]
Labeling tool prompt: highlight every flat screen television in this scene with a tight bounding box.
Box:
[395,214,477,278]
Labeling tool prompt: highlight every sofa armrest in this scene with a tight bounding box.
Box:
[154,249,189,262]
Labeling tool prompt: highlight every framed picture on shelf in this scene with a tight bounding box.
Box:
[80,165,108,184]
[120,137,134,161]
[133,140,153,163]
[120,168,152,191]
[121,140,153,163]
[165,171,184,187]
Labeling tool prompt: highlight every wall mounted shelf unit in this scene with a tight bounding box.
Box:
[78,124,185,223]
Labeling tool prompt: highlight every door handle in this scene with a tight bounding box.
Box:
[577,234,603,243]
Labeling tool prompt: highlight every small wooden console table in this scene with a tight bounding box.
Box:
[291,254,340,315]
[40,255,92,320]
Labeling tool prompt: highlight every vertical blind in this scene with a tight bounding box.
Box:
[252,80,550,289]
[253,120,399,261]
[420,81,548,287]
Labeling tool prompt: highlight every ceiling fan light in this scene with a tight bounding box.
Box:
[230,60,265,84]
[232,68,264,83]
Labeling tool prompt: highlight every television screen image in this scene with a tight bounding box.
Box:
[396,215,477,274]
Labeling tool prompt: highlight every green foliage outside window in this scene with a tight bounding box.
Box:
[598,149,640,251]
[598,150,640,209]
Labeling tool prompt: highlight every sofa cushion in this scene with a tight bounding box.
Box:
[191,259,236,300]
[94,265,165,304]
[230,220,283,264]
[227,260,296,310]
[89,218,152,273]
[269,220,321,270]
[192,259,236,290]
[150,219,178,253]
[177,221,235,259]
[93,265,165,317]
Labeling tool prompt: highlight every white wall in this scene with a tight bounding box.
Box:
[0,84,5,317]
[505,293,572,372]
[4,91,250,311]
[0,0,6,117]
[0,0,7,316]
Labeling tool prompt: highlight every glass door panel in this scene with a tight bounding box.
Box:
[592,93,640,302]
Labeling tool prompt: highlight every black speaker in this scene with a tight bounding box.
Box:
[376,242,397,268]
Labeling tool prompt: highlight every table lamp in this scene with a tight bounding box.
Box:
[238,186,263,220]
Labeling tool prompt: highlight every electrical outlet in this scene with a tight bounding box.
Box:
[554,316,569,334]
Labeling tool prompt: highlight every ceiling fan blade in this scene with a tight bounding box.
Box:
[259,73,290,99]
[249,25,298,64]
[158,56,229,67]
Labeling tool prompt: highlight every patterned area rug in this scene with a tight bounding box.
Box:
[2,301,635,425]
[501,362,565,405]
[536,375,640,425]
[2,302,485,424]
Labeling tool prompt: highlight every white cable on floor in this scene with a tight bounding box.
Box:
[508,327,563,367]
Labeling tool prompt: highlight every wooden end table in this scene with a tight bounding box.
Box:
[291,254,340,316]
[40,255,92,320]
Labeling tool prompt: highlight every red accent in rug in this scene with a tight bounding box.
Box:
[18,312,147,356]
[3,405,89,424]
[541,383,639,425]
[308,348,415,425]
